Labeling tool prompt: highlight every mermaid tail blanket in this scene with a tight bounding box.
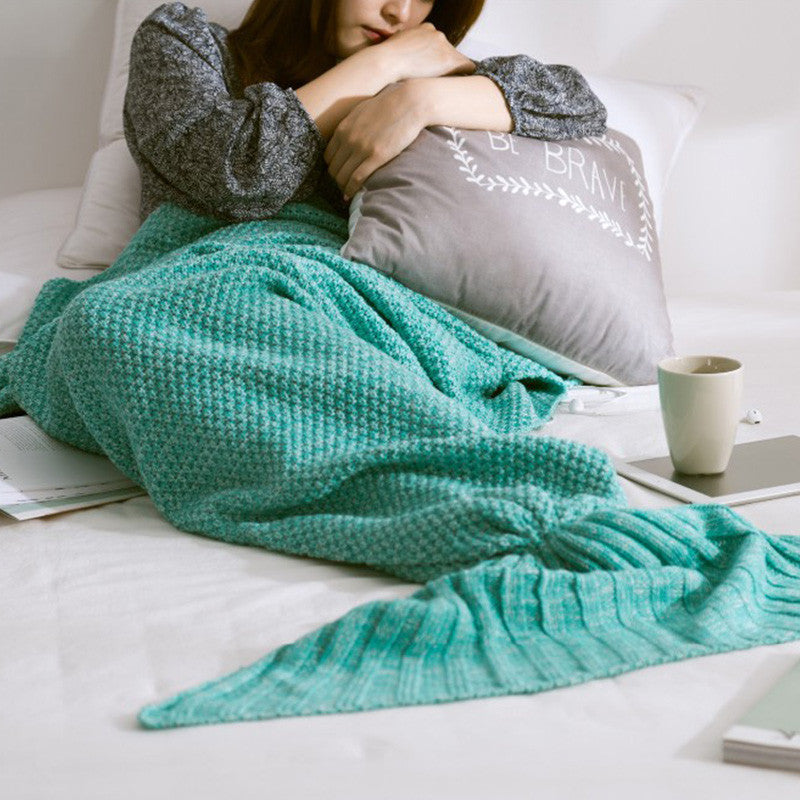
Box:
[1,201,798,729]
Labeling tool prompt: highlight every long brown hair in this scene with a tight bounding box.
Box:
[227,0,486,91]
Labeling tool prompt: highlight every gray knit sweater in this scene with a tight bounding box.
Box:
[123,2,607,224]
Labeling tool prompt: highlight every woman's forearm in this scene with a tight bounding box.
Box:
[295,49,399,141]
[406,75,513,133]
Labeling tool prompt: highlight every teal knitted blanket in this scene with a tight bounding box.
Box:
[2,201,799,729]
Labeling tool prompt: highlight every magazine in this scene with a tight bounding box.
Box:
[0,415,146,520]
[723,658,800,771]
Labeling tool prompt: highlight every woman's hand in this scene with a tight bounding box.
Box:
[376,23,476,82]
[324,81,426,201]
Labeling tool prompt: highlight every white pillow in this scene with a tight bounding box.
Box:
[584,76,704,233]
[58,1,705,269]
[58,0,250,270]
[0,188,100,347]
[57,139,142,269]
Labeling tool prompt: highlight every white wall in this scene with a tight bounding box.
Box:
[0,0,115,199]
[1,0,798,295]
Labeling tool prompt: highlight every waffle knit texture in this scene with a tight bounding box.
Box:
[1,201,799,729]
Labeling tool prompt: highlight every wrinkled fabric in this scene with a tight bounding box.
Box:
[1,201,797,729]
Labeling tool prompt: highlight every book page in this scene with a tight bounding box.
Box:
[0,416,145,519]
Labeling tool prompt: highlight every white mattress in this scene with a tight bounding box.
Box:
[2,189,799,799]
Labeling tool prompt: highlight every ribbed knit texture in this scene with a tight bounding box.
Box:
[2,201,799,729]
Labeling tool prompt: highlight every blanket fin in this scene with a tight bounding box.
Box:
[139,505,800,728]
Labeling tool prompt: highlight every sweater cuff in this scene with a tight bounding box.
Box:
[472,55,607,140]
[286,87,326,152]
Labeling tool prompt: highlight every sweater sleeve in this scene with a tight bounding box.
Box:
[123,3,326,221]
[472,54,607,140]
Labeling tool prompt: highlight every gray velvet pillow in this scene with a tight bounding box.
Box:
[341,125,674,386]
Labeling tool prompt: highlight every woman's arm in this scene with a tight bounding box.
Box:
[403,75,514,133]
[324,55,607,199]
[124,6,325,221]
[124,5,474,221]
[326,77,513,199]
[296,23,475,141]
[470,54,607,139]
[294,50,399,141]
[124,4,401,222]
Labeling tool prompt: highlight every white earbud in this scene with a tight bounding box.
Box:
[568,398,585,413]
[744,409,763,424]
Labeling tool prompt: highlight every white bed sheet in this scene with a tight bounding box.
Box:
[1,189,799,800]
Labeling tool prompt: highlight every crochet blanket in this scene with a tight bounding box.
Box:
[2,201,799,729]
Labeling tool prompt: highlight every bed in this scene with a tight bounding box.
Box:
[3,2,800,797]
[2,184,800,799]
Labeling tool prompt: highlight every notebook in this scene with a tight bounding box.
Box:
[723,658,800,771]
[613,435,800,506]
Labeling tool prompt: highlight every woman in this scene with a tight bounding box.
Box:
[123,0,607,223]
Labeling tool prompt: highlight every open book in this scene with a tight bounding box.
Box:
[0,415,146,520]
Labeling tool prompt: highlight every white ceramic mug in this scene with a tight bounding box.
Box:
[657,355,743,475]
